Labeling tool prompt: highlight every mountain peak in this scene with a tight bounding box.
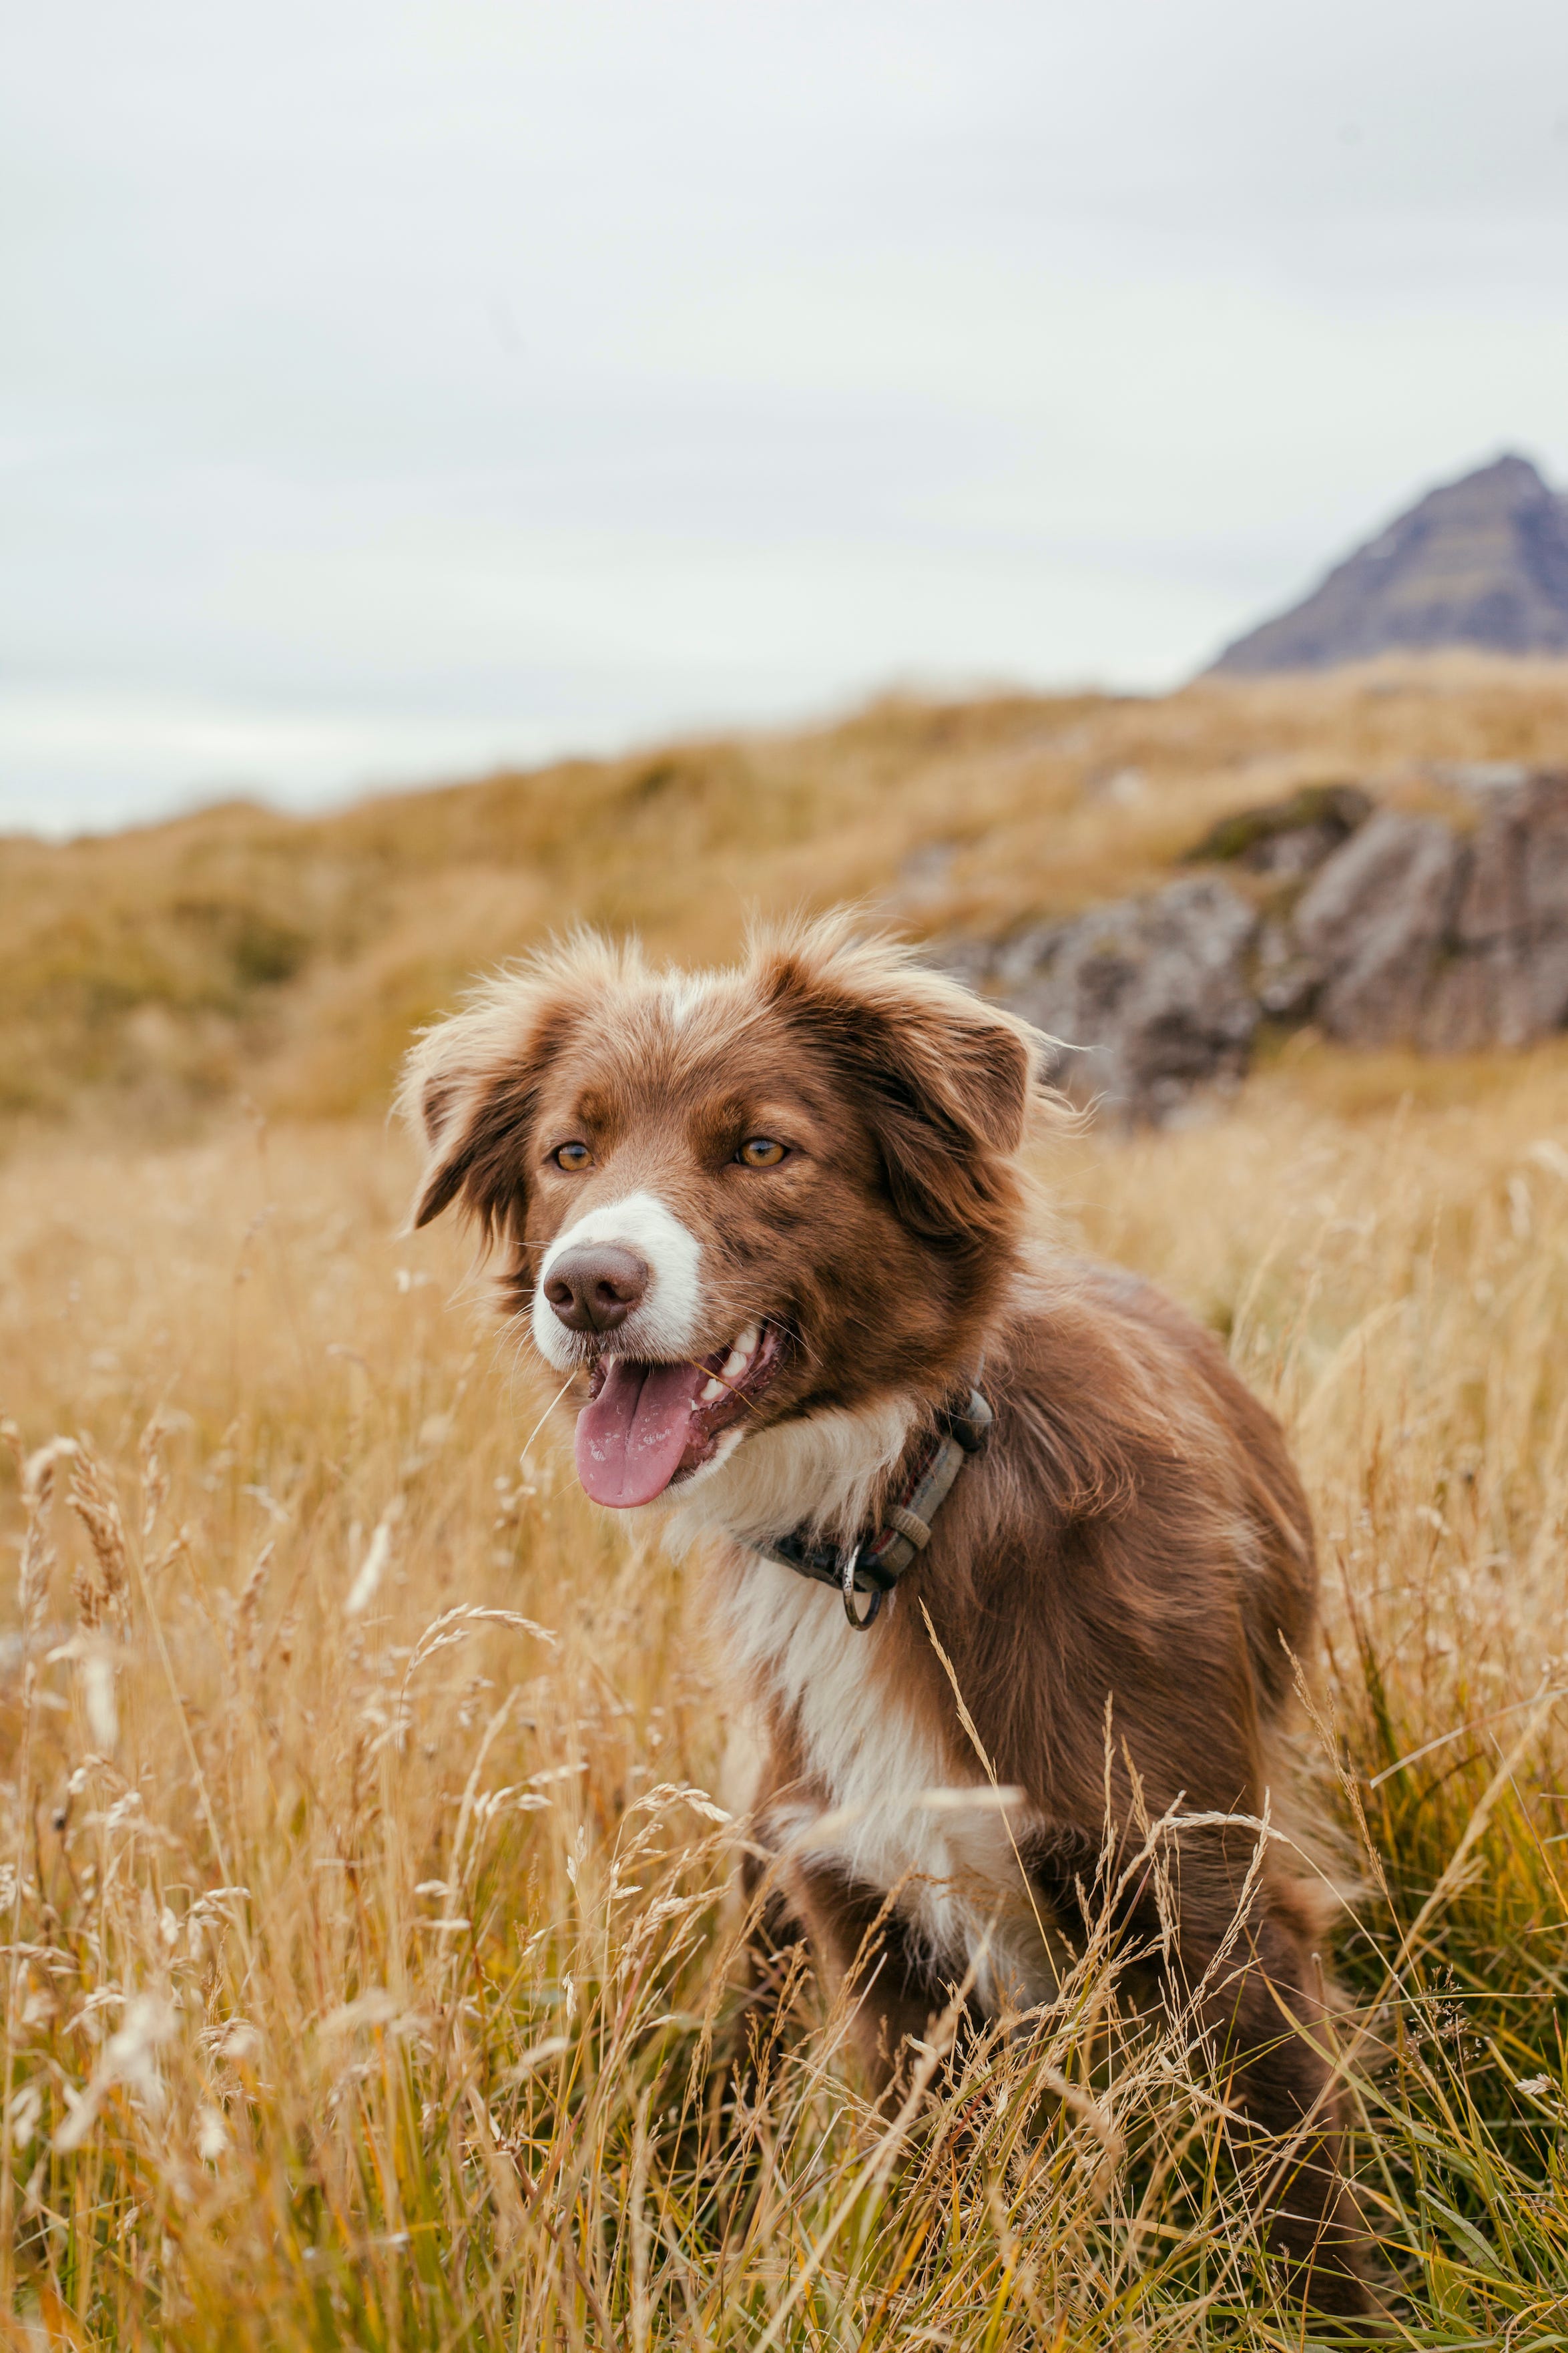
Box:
[1463,450,1548,491]
[1210,453,1568,673]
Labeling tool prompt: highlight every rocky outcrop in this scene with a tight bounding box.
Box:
[1292,811,1463,1045]
[1428,777,1568,1048]
[951,771,1568,1121]
[1261,779,1568,1051]
[1210,453,1568,672]
[1184,783,1372,876]
[982,877,1260,1124]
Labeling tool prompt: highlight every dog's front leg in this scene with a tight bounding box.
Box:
[785,1860,956,2095]
[740,1817,951,2093]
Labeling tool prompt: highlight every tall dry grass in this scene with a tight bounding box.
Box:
[2,1052,1567,2346]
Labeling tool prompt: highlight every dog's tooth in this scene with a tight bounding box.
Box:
[700,1377,725,1403]
[720,1323,760,1381]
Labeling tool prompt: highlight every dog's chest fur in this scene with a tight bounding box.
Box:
[720,1554,1055,2010]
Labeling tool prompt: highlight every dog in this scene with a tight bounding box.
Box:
[401,913,1375,2316]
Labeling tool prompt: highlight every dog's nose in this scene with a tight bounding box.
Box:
[543,1243,651,1334]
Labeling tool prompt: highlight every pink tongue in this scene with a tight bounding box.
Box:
[574,1358,707,1507]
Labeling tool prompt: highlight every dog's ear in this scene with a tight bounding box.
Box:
[398,951,603,1243]
[402,1041,535,1241]
[756,918,1042,1249]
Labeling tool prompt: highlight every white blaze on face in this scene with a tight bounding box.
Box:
[531,1189,703,1367]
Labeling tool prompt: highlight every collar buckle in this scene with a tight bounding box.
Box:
[748,1378,989,1633]
[839,1542,882,1631]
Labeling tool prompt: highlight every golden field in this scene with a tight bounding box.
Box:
[4,660,1568,2346]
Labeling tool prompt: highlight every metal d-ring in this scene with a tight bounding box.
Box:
[840,1543,882,1631]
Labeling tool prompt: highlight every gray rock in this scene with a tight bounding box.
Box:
[1455,808,1528,946]
[1184,782,1372,877]
[1433,759,1532,796]
[1525,933,1568,1032]
[1292,811,1464,1044]
[940,767,1568,1120]
[1256,919,1320,1020]
[1246,823,1353,877]
[996,876,1258,1124]
[1301,773,1568,1052]
[1418,950,1533,1054]
[1519,773,1568,927]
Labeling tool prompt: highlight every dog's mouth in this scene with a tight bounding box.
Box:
[573,1320,787,1509]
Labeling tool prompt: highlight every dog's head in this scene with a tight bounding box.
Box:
[401,915,1042,1512]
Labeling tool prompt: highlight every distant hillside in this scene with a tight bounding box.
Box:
[1212,454,1568,673]
[3,659,1568,1138]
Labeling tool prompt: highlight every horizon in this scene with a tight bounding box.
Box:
[6,0,1568,835]
[11,636,1568,856]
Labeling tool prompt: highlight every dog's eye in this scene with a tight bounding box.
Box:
[553,1141,594,1171]
[736,1137,787,1168]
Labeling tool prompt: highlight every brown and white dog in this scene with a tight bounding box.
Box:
[401,914,1374,2315]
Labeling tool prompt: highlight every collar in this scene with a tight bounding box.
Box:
[743,1381,993,1631]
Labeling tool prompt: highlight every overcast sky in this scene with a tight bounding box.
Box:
[5,1,1568,833]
